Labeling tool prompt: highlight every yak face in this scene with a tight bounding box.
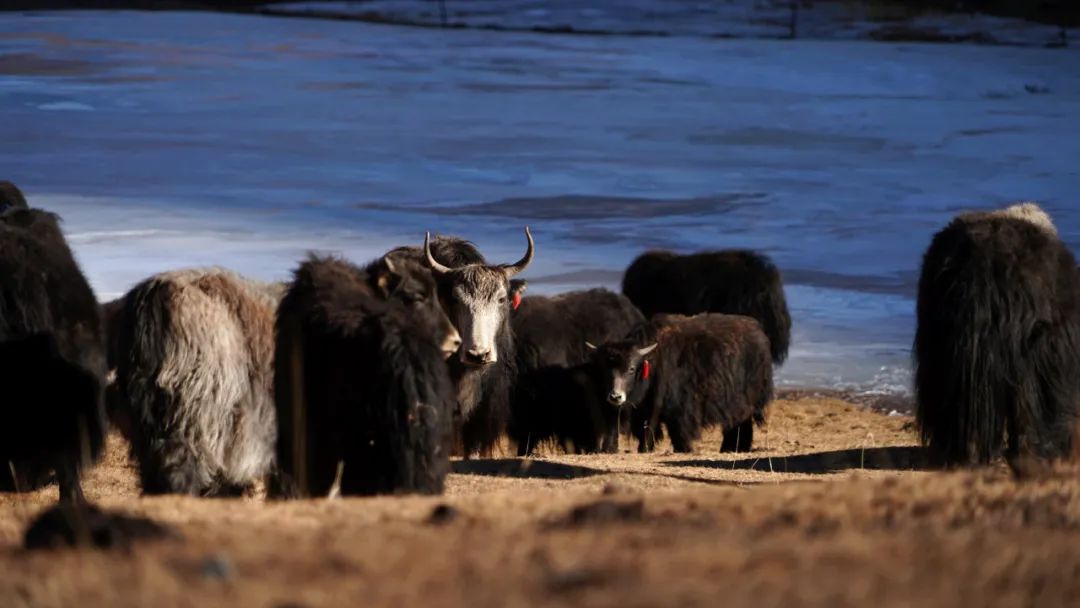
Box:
[373,256,461,358]
[586,341,657,407]
[424,228,534,367]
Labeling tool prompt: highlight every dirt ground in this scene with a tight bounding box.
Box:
[1,395,1079,608]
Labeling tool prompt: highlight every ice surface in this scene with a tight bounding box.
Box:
[1,11,1078,398]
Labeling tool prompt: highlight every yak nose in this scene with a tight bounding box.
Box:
[442,333,462,359]
[608,391,626,406]
[463,349,495,366]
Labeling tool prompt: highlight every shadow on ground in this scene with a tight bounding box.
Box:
[452,459,603,479]
[666,446,931,474]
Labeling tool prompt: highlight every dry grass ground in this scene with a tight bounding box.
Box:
[2,396,1079,608]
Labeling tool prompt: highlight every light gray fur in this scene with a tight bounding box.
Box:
[109,268,284,496]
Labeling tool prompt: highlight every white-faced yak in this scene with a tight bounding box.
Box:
[272,254,460,498]
[386,229,534,457]
[509,289,645,455]
[104,268,282,496]
[603,313,773,453]
[622,250,791,365]
[0,188,106,503]
[915,202,1080,469]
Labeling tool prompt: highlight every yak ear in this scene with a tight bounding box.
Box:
[637,343,658,356]
[374,255,402,296]
[584,341,598,351]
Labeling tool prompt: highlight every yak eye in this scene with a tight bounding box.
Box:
[629,366,636,373]
[498,295,507,304]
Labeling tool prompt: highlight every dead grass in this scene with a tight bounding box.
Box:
[2,396,1079,608]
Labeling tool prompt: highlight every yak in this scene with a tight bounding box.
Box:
[0,193,107,503]
[621,249,791,365]
[272,254,460,498]
[386,229,534,457]
[914,202,1080,469]
[104,268,283,496]
[598,313,773,453]
[509,289,644,455]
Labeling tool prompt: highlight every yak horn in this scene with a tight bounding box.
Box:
[637,343,658,356]
[501,227,534,278]
[424,232,452,275]
[585,341,598,351]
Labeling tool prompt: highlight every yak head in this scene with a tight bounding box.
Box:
[371,255,461,359]
[424,227,534,367]
[585,340,657,407]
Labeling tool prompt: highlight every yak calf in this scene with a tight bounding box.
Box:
[603,314,773,453]
[510,289,643,455]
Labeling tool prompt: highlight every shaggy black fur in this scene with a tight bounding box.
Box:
[0,181,28,212]
[622,250,791,365]
[914,210,1080,467]
[0,205,107,503]
[387,236,524,457]
[24,504,176,551]
[613,314,773,453]
[510,362,623,455]
[272,255,456,497]
[509,289,644,455]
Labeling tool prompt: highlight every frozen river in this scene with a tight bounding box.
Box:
[2,11,1079,399]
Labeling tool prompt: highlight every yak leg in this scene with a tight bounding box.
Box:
[721,420,755,453]
[666,419,693,453]
[601,421,619,454]
[56,454,86,504]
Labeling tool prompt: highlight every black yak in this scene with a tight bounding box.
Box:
[601,313,773,453]
[104,269,283,496]
[509,289,644,455]
[0,195,107,502]
[272,254,460,498]
[914,202,1080,468]
[386,229,534,457]
[621,250,791,365]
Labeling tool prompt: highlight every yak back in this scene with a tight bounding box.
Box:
[622,249,790,365]
[513,288,644,373]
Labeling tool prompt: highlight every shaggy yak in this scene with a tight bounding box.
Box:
[600,313,773,453]
[914,202,1080,469]
[621,249,791,365]
[104,268,283,496]
[0,189,107,502]
[385,229,534,457]
[272,254,460,498]
[509,289,645,455]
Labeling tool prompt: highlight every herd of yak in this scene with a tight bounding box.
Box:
[2,180,1079,517]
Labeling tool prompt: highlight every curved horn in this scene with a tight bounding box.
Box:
[501,226,534,278]
[424,232,452,275]
[637,343,658,357]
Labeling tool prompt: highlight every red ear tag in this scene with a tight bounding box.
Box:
[512,293,522,310]
[642,360,650,380]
